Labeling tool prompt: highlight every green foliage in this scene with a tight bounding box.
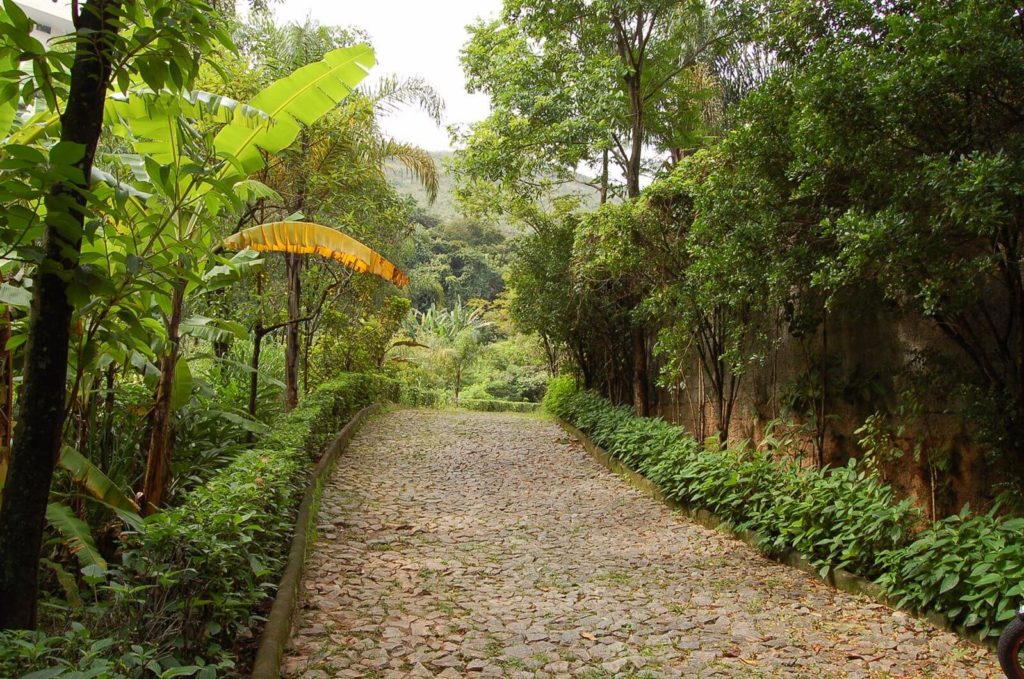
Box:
[679,0,1024,466]
[461,332,548,403]
[404,216,508,313]
[509,207,636,397]
[458,398,539,413]
[879,510,1024,639]
[397,383,444,408]
[751,460,917,580]
[403,301,491,400]
[453,0,726,212]
[542,377,1024,636]
[0,374,398,676]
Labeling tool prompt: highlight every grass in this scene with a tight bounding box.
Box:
[593,569,632,586]
[484,639,503,658]
[499,657,527,670]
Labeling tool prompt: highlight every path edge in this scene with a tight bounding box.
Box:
[555,417,995,649]
[251,402,381,679]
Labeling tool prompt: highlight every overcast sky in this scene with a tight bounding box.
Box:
[23,0,502,152]
[273,0,503,152]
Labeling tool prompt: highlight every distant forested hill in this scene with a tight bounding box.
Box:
[385,150,600,223]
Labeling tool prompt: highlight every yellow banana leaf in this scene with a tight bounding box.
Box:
[222,221,409,288]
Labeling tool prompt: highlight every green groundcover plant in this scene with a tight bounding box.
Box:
[544,376,1024,638]
[0,373,399,678]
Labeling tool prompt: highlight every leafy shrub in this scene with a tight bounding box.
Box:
[398,383,445,407]
[878,509,1024,638]
[543,377,1023,637]
[761,460,918,578]
[0,373,399,678]
[458,398,539,413]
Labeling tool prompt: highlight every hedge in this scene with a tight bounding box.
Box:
[0,373,399,678]
[458,398,540,413]
[544,376,1024,639]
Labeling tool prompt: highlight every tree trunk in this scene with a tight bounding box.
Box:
[599,149,609,205]
[626,72,643,198]
[284,253,302,411]
[100,363,116,473]
[625,60,646,412]
[0,305,13,494]
[631,327,649,416]
[141,281,185,515]
[0,0,122,629]
[250,316,309,426]
[302,327,311,395]
[249,322,264,422]
[816,317,828,469]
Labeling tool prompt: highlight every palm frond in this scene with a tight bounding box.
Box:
[364,74,445,124]
[380,139,440,203]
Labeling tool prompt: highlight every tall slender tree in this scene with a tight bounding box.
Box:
[454,0,735,414]
[0,0,225,628]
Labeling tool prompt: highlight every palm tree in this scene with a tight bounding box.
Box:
[236,18,444,409]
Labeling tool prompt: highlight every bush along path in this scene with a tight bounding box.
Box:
[283,407,997,677]
[544,378,1024,643]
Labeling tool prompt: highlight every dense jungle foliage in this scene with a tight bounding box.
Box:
[0,0,1022,672]
[0,1,548,671]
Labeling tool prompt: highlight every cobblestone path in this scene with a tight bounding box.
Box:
[283,408,999,678]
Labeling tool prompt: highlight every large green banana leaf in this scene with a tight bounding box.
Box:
[46,502,107,571]
[213,44,375,175]
[58,445,140,514]
[95,44,373,195]
[0,53,16,139]
[104,90,273,165]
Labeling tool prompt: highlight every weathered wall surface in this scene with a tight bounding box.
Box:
[648,307,996,519]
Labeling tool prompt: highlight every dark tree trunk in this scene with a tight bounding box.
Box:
[100,363,116,472]
[284,253,302,411]
[141,282,185,515]
[249,322,264,421]
[249,316,308,426]
[0,303,13,491]
[631,327,649,416]
[0,0,122,629]
[599,149,609,205]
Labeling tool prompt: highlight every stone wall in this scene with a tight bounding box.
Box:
[648,306,997,519]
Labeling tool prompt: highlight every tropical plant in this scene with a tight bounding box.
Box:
[0,0,231,629]
[223,221,410,287]
[96,43,379,514]
[409,301,491,401]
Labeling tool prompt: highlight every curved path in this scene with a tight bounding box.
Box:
[283,408,999,678]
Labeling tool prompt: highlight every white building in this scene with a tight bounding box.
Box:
[14,0,74,44]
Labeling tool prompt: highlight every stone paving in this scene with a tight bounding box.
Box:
[283,408,1000,678]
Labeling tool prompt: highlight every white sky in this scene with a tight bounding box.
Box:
[23,0,501,152]
[273,0,502,152]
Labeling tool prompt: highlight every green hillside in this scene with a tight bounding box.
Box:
[385,150,601,223]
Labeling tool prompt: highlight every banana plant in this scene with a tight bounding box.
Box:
[222,220,409,419]
[100,45,378,514]
[2,43,382,515]
[222,220,409,288]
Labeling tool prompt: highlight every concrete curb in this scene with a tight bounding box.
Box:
[555,418,995,649]
[251,403,381,679]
